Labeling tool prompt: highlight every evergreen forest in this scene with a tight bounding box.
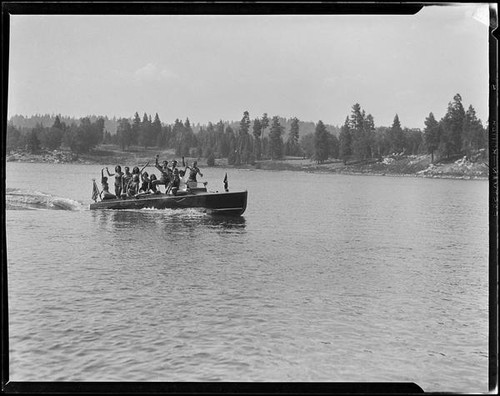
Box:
[6,93,488,165]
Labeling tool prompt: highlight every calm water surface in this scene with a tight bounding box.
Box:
[6,162,489,391]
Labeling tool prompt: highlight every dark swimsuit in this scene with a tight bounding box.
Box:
[140,176,151,192]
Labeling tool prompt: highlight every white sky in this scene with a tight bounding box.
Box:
[7,4,491,129]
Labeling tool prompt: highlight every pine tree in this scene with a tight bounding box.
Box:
[37,116,65,150]
[152,113,162,148]
[349,104,372,160]
[285,117,301,156]
[339,116,352,164]
[216,120,228,157]
[261,113,269,135]
[178,118,195,157]
[252,118,262,160]
[53,115,63,131]
[363,113,375,159]
[424,112,440,163]
[237,111,252,164]
[268,116,284,160]
[440,93,465,158]
[117,118,134,150]
[388,114,405,154]
[139,112,151,149]
[313,120,329,163]
[172,118,184,155]
[239,111,251,135]
[462,105,484,157]
[260,113,270,159]
[131,112,141,147]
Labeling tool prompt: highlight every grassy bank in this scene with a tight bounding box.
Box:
[6,146,489,180]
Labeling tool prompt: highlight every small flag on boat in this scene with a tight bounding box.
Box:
[223,173,228,192]
[91,179,100,202]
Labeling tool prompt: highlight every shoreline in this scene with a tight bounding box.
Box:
[233,165,488,181]
[6,148,489,181]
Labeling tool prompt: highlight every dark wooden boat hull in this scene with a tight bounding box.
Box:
[90,190,248,216]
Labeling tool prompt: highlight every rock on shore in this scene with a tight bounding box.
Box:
[416,156,489,179]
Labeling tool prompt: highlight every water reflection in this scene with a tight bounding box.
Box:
[91,209,246,235]
[204,215,247,229]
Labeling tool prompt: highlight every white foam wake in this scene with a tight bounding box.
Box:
[6,188,85,211]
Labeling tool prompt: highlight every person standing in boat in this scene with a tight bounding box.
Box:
[154,155,172,192]
[169,160,181,192]
[132,166,141,177]
[106,165,124,198]
[100,168,117,200]
[171,159,179,173]
[186,160,203,188]
[131,166,142,192]
[122,166,133,195]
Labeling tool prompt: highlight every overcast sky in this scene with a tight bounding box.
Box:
[8,4,491,129]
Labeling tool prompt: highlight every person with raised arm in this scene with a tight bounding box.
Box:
[186,160,203,188]
[105,165,124,198]
[153,154,172,193]
[100,168,117,200]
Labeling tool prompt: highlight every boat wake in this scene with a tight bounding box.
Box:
[6,188,86,211]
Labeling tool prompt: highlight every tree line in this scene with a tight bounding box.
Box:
[6,93,487,164]
[7,116,104,155]
[333,93,487,165]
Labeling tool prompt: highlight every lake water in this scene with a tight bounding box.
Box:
[5,162,489,392]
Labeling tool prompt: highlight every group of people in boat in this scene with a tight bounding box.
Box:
[99,155,203,200]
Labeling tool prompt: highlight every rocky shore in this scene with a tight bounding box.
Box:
[243,153,489,180]
[6,148,489,180]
